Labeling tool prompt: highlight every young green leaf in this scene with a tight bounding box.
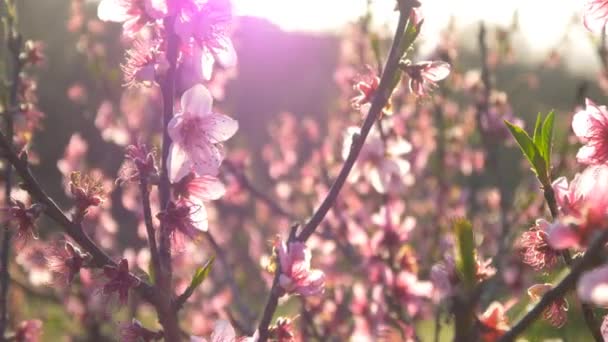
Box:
[505,120,550,185]
[540,111,555,171]
[190,256,215,290]
[532,112,542,147]
[453,218,476,291]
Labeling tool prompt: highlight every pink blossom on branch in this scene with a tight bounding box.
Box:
[276,240,326,297]
[175,0,237,80]
[190,319,258,342]
[168,84,238,182]
[97,0,168,37]
[0,200,44,249]
[156,199,207,249]
[401,60,451,96]
[517,219,560,271]
[101,258,141,304]
[548,165,608,249]
[528,283,568,328]
[583,0,608,33]
[173,172,226,204]
[572,98,608,165]
[478,302,509,342]
[45,241,88,286]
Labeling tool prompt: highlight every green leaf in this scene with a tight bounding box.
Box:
[532,112,542,147]
[453,218,476,291]
[190,256,215,290]
[540,111,555,171]
[505,120,549,185]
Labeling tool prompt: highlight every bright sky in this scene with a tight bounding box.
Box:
[235,0,599,74]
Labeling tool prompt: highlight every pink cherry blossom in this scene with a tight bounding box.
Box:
[478,302,509,342]
[0,200,44,249]
[583,0,608,33]
[548,165,608,249]
[343,127,412,194]
[528,283,568,327]
[175,0,236,80]
[173,172,226,204]
[276,240,326,297]
[578,264,608,307]
[101,258,141,304]
[602,315,608,340]
[156,199,207,250]
[122,38,166,88]
[168,84,238,182]
[402,61,451,96]
[190,319,258,342]
[517,219,560,271]
[572,98,608,165]
[97,0,168,37]
[46,241,88,286]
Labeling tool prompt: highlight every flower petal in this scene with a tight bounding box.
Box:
[200,113,238,143]
[210,36,237,69]
[168,144,193,183]
[97,0,131,22]
[210,320,236,342]
[181,84,213,117]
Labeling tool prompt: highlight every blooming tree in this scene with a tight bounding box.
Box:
[3,0,608,341]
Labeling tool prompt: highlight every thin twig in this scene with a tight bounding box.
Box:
[499,229,608,341]
[256,4,414,340]
[0,129,157,303]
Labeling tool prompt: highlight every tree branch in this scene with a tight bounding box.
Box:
[499,229,608,341]
[256,3,415,339]
[156,15,182,342]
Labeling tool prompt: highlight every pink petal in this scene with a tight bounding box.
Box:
[200,113,238,143]
[190,203,209,232]
[168,144,193,183]
[551,176,569,207]
[578,265,608,307]
[210,320,236,342]
[210,36,237,69]
[97,0,131,22]
[576,145,598,164]
[181,84,213,117]
[190,143,223,176]
[188,176,226,201]
[572,108,594,140]
[424,61,451,81]
[547,223,580,250]
[144,0,169,19]
[167,114,185,144]
[201,48,215,81]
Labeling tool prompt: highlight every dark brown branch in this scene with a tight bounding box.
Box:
[499,229,608,341]
[156,15,182,342]
[139,178,161,287]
